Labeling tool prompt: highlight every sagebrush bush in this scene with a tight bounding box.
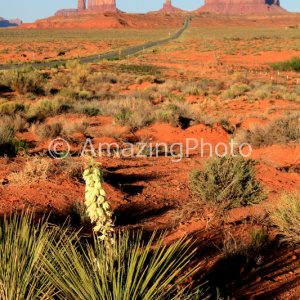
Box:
[271,193,300,244]
[221,84,250,99]
[283,92,298,102]
[0,114,29,132]
[234,115,300,148]
[0,101,27,116]
[190,156,264,213]
[36,120,88,142]
[0,66,44,94]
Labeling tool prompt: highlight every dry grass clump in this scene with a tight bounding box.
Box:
[234,115,300,148]
[54,159,84,180]
[8,157,84,185]
[270,193,300,244]
[221,84,250,99]
[35,120,89,142]
[0,114,29,132]
[8,157,52,186]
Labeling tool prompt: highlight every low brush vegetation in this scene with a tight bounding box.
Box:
[189,156,265,215]
[270,56,300,72]
[271,193,300,244]
[234,115,300,148]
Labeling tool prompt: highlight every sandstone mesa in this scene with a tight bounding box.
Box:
[197,0,286,14]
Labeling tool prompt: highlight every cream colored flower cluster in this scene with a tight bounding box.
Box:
[83,165,114,244]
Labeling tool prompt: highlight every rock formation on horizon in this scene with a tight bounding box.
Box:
[78,0,120,13]
[54,0,120,17]
[54,9,78,17]
[150,0,184,13]
[197,0,286,14]
[0,17,22,27]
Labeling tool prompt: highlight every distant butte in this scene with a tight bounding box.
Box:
[54,0,121,17]
[197,0,287,14]
[0,17,22,27]
[149,0,184,13]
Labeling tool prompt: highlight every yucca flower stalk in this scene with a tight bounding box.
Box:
[83,160,114,245]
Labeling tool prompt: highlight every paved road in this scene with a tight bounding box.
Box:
[0,17,190,71]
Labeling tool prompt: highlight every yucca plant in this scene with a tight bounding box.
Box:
[43,231,202,300]
[0,211,69,300]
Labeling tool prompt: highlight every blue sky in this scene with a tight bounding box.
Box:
[0,0,298,23]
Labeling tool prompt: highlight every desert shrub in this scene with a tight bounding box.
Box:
[0,212,67,299]
[135,75,155,84]
[66,60,82,70]
[78,105,100,116]
[251,228,269,249]
[168,93,185,102]
[221,84,250,99]
[114,110,153,129]
[0,125,28,156]
[58,87,78,100]
[71,69,90,88]
[36,120,88,142]
[26,99,71,121]
[0,67,44,94]
[89,72,118,85]
[78,90,93,99]
[190,156,264,213]
[155,101,200,129]
[0,114,29,132]
[283,92,298,102]
[270,56,300,72]
[0,101,27,115]
[189,88,203,96]
[255,90,270,99]
[8,157,52,185]
[234,115,300,148]
[271,193,300,244]
[42,231,202,300]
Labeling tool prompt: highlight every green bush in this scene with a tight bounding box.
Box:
[190,156,264,212]
[270,56,300,72]
[79,105,100,116]
[271,193,300,244]
[43,231,202,300]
